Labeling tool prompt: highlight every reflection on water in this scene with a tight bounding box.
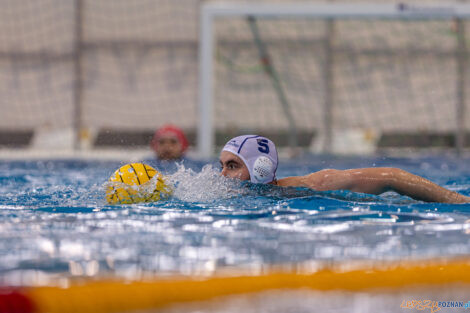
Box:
[0,157,470,285]
[146,286,469,313]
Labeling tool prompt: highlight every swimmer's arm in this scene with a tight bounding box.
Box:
[277,168,470,203]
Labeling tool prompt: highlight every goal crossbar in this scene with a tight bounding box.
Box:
[198,2,470,157]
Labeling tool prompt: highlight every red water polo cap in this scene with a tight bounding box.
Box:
[151,125,189,152]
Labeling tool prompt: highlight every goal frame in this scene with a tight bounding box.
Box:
[197,2,470,158]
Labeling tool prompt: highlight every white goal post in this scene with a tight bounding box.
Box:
[197,2,470,158]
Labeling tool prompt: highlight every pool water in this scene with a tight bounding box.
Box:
[1,154,470,285]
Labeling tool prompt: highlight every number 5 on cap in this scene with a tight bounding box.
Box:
[257,139,270,154]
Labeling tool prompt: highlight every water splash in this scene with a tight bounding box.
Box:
[167,164,246,202]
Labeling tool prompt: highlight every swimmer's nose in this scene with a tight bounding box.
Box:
[220,167,228,177]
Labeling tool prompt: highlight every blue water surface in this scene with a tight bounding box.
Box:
[1,154,470,285]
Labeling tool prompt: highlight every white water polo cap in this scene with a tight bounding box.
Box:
[222,135,278,184]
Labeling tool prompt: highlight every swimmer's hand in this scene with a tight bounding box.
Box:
[277,168,470,204]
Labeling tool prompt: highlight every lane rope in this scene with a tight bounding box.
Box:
[2,258,470,313]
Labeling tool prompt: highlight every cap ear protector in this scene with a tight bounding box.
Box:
[252,156,275,183]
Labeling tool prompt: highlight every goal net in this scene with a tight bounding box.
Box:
[0,0,200,153]
[1,1,469,157]
[198,2,470,156]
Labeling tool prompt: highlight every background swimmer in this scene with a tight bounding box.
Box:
[150,125,189,161]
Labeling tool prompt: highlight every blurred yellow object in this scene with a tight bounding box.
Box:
[105,163,171,204]
[25,258,470,313]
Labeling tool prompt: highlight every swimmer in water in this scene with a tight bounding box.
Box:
[219,135,470,203]
[150,125,189,161]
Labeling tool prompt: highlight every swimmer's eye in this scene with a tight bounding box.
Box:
[226,162,239,170]
[220,162,238,170]
[158,138,178,145]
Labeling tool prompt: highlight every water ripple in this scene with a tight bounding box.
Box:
[0,158,470,285]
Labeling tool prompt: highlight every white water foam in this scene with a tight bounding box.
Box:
[166,164,245,202]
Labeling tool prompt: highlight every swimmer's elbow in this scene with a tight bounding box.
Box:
[348,167,398,194]
[378,168,408,193]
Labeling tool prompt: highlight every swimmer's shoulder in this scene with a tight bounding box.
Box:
[275,176,303,187]
[275,169,345,190]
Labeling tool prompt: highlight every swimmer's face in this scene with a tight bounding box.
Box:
[154,135,183,160]
[219,151,250,181]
